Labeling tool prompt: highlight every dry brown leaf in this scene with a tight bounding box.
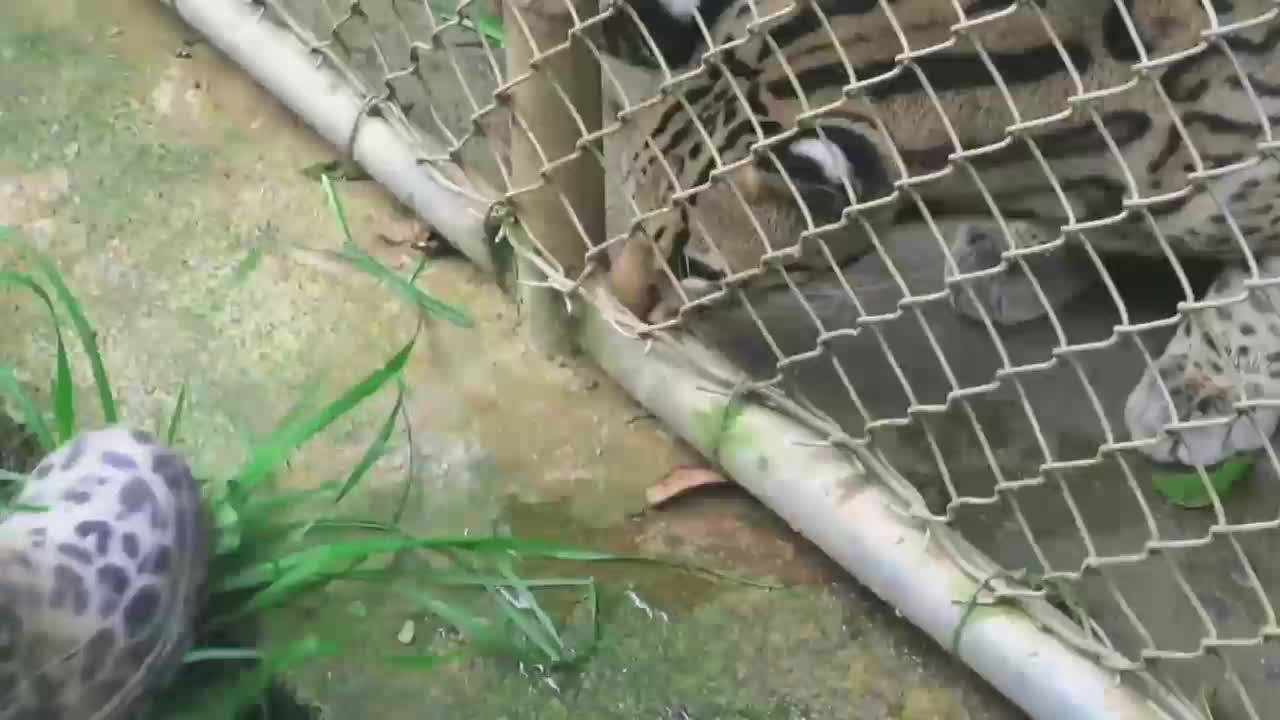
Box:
[645,465,731,507]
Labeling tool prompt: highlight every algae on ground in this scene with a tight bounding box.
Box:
[281,583,990,720]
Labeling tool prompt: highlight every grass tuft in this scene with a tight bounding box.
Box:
[1,219,565,713]
[0,171,767,717]
[3,226,118,425]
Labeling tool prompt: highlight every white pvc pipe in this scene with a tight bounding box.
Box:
[577,284,1194,720]
[160,0,498,273]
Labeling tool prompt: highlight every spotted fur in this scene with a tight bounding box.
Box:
[599,0,1280,466]
[0,427,211,720]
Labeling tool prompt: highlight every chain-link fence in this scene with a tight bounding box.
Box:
[163,0,1280,717]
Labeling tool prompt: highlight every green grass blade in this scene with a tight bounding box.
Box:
[229,555,352,619]
[340,240,473,328]
[1,270,76,442]
[300,158,371,182]
[319,174,472,328]
[210,499,242,557]
[208,544,374,624]
[278,563,596,592]
[334,378,403,504]
[496,557,566,656]
[227,225,275,288]
[226,518,319,554]
[0,365,54,452]
[182,635,335,720]
[488,583,562,663]
[50,331,73,442]
[0,504,49,514]
[214,536,599,591]
[5,239,118,423]
[215,528,780,592]
[444,548,563,663]
[391,377,415,525]
[221,533,758,583]
[409,253,429,282]
[210,556,345,595]
[347,569,594,589]
[230,328,418,498]
[469,14,505,44]
[209,534,593,665]
[398,586,490,638]
[560,581,602,670]
[213,539,406,592]
[183,647,263,665]
[393,585,523,658]
[233,491,343,548]
[236,481,342,522]
[212,535,509,593]
[235,369,330,466]
[290,518,412,536]
[166,381,188,446]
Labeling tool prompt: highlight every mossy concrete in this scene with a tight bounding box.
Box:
[0,2,1023,718]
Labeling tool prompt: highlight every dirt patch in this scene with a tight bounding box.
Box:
[0,169,69,225]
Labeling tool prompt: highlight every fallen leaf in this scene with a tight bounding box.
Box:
[645,466,731,507]
[1152,456,1253,509]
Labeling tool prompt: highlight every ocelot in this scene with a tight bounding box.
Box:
[596,0,1280,468]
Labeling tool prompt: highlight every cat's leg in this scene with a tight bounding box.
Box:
[1124,256,1280,466]
[945,220,1098,326]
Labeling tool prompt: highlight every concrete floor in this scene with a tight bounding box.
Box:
[0,1,1028,718]
[239,1,1280,715]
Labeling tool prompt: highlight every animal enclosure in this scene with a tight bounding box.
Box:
[162,0,1280,718]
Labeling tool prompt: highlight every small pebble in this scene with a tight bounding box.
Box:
[398,619,416,645]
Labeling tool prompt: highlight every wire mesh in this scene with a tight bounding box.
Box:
[233,0,1279,716]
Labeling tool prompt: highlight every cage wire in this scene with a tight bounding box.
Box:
[162,0,1280,718]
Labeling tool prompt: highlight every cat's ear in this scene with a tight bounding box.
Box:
[740,124,891,229]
